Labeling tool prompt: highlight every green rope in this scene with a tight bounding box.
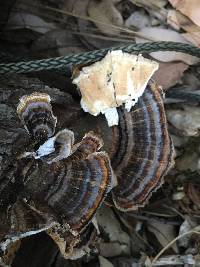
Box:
[0,42,199,74]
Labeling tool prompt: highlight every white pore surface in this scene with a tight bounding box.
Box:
[35,136,56,159]
[103,107,119,126]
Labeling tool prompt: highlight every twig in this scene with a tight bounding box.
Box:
[152,254,195,266]
[151,228,200,266]
[18,0,157,41]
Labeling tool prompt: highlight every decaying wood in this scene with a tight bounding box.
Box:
[0,74,84,265]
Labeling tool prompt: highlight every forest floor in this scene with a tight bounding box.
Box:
[1,1,200,266]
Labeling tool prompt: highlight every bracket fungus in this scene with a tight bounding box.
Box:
[17,92,57,141]
[0,53,174,262]
[109,81,175,211]
[73,50,159,126]
[0,92,114,260]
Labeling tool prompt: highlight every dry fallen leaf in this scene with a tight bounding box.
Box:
[99,256,114,267]
[87,0,123,36]
[130,0,168,9]
[125,10,151,29]
[152,61,188,90]
[178,217,197,248]
[73,50,158,126]
[31,30,87,57]
[167,9,181,30]
[167,106,200,136]
[147,221,178,253]
[176,150,200,172]
[6,12,56,34]
[168,0,200,28]
[182,32,200,48]
[135,27,199,64]
[167,10,200,47]
[96,205,130,248]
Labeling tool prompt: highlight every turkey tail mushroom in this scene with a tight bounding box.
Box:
[110,81,175,211]
[17,92,57,141]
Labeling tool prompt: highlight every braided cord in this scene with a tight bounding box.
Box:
[0,42,199,74]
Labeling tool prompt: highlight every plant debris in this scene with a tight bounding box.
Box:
[1,0,200,266]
